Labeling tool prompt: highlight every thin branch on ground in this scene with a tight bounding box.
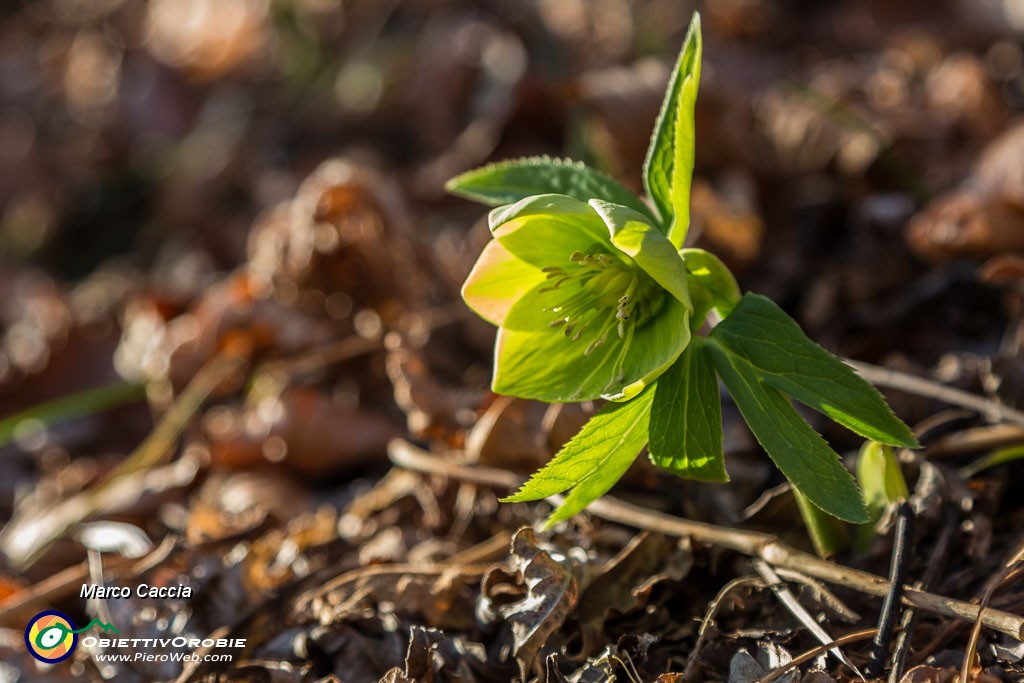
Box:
[756,629,880,683]
[888,510,956,682]
[865,501,913,678]
[388,439,1024,641]
[754,559,865,679]
[846,359,1024,428]
[962,538,1024,683]
[684,575,766,681]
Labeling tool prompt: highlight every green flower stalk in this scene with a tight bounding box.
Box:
[462,195,692,402]
[449,12,919,537]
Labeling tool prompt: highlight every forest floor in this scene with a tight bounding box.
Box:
[2,1,1024,681]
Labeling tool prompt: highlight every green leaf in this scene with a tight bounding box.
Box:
[642,13,702,246]
[589,199,693,312]
[447,156,657,223]
[710,293,919,448]
[503,385,656,525]
[706,339,869,523]
[649,338,727,482]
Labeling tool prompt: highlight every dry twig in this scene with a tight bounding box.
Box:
[388,439,1024,641]
[846,360,1024,428]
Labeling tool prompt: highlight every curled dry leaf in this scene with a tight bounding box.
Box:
[900,665,1002,683]
[498,528,582,681]
[397,626,444,683]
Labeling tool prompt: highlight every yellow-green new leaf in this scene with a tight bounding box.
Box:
[642,13,702,246]
[855,440,909,550]
[503,386,656,525]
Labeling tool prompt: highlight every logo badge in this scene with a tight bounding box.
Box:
[24,612,119,663]
[25,611,78,663]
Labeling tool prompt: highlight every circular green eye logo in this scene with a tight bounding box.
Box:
[25,611,78,663]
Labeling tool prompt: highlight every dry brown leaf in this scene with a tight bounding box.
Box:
[500,528,582,681]
[205,385,399,477]
[574,532,692,657]
[145,0,269,81]
[908,120,1024,262]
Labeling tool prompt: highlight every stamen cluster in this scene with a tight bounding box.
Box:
[541,250,664,356]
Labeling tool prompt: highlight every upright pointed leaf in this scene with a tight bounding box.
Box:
[707,340,868,523]
[649,338,727,482]
[504,386,656,525]
[447,156,656,223]
[642,13,702,245]
[711,293,919,448]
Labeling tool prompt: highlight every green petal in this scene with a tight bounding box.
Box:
[489,194,612,269]
[589,199,692,312]
[461,240,545,327]
[492,297,690,402]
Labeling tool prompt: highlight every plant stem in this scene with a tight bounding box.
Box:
[794,487,850,558]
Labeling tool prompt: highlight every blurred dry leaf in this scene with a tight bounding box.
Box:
[244,506,336,596]
[184,470,310,545]
[205,385,399,477]
[909,120,1024,261]
[386,346,480,438]
[248,158,422,317]
[145,0,269,81]
[465,397,593,474]
[926,53,1007,136]
[691,177,765,268]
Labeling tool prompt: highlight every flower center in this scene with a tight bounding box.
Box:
[541,249,665,355]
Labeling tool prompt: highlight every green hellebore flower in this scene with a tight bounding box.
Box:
[462,194,693,402]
